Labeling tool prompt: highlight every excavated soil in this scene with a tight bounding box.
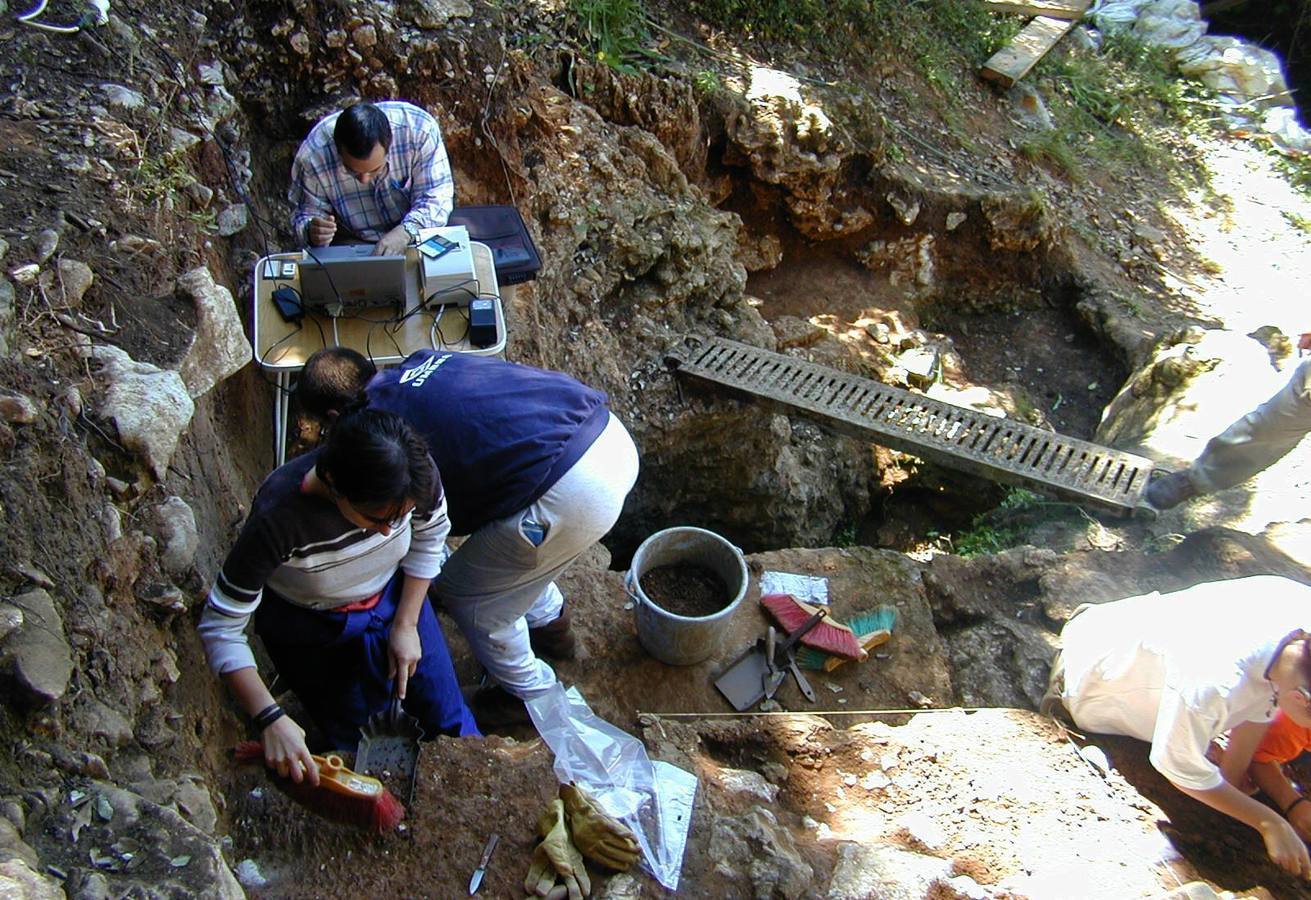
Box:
[639,563,732,618]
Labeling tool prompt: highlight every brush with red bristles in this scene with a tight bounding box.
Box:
[234,741,406,833]
[761,593,867,660]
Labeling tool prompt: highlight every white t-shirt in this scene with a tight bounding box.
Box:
[1060,575,1311,791]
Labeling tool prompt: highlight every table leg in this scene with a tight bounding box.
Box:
[275,372,289,467]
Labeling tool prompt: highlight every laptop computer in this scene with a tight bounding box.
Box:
[298,244,409,313]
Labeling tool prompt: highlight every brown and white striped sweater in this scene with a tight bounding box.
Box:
[198,450,449,675]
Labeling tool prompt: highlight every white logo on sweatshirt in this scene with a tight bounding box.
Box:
[399,354,451,389]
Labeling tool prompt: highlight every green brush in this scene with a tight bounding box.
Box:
[795,606,899,671]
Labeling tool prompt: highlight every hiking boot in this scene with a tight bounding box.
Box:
[1145,470,1200,511]
[529,608,577,660]
[462,684,532,729]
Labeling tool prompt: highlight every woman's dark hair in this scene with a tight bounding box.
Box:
[299,347,376,420]
[317,409,438,515]
[334,103,392,160]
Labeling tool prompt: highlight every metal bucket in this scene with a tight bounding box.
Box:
[625,527,749,666]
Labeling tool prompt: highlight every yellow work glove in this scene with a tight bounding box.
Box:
[524,798,591,900]
[560,782,640,871]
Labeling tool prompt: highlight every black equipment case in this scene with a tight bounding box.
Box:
[447,205,542,286]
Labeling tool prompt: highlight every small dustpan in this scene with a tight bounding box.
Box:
[714,628,778,712]
[356,691,424,806]
[715,609,828,711]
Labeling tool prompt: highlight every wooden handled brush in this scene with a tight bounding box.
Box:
[760,594,867,660]
[234,741,406,833]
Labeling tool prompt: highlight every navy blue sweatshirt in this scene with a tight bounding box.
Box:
[366,351,610,536]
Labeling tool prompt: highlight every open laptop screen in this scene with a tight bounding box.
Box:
[299,245,409,312]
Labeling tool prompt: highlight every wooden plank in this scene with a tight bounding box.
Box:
[980,15,1078,87]
[981,0,1089,19]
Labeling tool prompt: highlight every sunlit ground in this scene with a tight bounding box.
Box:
[1149,137,1311,561]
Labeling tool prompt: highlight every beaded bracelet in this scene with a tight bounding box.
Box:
[1284,795,1309,817]
[253,703,286,730]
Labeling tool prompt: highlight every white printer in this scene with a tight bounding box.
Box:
[418,225,478,307]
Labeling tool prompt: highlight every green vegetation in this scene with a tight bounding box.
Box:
[568,0,651,73]
[693,69,723,96]
[683,0,1020,97]
[1283,209,1311,233]
[132,148,196,207]
[949,488,1044,557]
[1019,130,1081,179]
[832,523,859,547]
[1275,153,1311,198]
[1031,32,1211,176]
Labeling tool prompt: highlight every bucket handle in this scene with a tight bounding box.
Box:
[623,570,647,607]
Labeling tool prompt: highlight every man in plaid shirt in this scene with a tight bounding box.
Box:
[289,101,454,257]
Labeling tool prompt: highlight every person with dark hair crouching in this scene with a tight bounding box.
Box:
[199,408,478,786]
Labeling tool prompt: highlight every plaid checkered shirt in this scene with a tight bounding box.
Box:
[288,101,454,244]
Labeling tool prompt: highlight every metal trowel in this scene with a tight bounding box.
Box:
[356,687,425,807]
[715,608,828,711]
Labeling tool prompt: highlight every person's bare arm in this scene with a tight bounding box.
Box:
[1252,760,1311,841]
[1175,780,1310,877]
[1219,720,1269,791]
[224,666,319,786]
[388,573,433,699]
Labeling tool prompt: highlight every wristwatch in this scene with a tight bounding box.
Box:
[402,221,420,244]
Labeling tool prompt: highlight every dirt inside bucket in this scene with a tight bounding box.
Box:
[639,564,730,617]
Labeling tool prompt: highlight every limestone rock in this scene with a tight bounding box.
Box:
[85,343,194,479]
[215,204,248,236]
[101,83,145,109]
[0,394,37,425]
[401,0,472,28]
[886,191,921,226]
[946,211,967,231]
[175,267,251,399]
[0,606,21,642]
[9,263,38,285]
[0,859,62,899]
[0,277,14,326]
[167,127,201,153]
[69,696,134,748]
[46,783,243,898]
[828,842,959,899]
[184,182,214,210]
[38,258,94,306]
[1096,329,1270,464]
[33,229,59,264]
[771,315,826,349]
[981,192,1052,253]
[153,496,199,576]
[736,230,783,273]
[0,589,73,704]
[0,816,38,869]
[132,776,217,834]
[709,806,812,897]
[856,234,935,290]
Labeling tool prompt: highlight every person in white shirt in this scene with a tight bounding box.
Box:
[1046,575,1311,878]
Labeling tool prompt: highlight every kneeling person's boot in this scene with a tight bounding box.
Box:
[530,608,577,660]
[1145,470,1200,511]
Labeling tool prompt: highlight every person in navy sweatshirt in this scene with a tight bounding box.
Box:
[298,348,639,727]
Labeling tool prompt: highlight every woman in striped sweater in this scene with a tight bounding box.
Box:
[199,408,477,785]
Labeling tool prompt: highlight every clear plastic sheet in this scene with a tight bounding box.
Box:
[526,685,697,891]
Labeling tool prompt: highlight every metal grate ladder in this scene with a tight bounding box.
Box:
[667,337,1153,515]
